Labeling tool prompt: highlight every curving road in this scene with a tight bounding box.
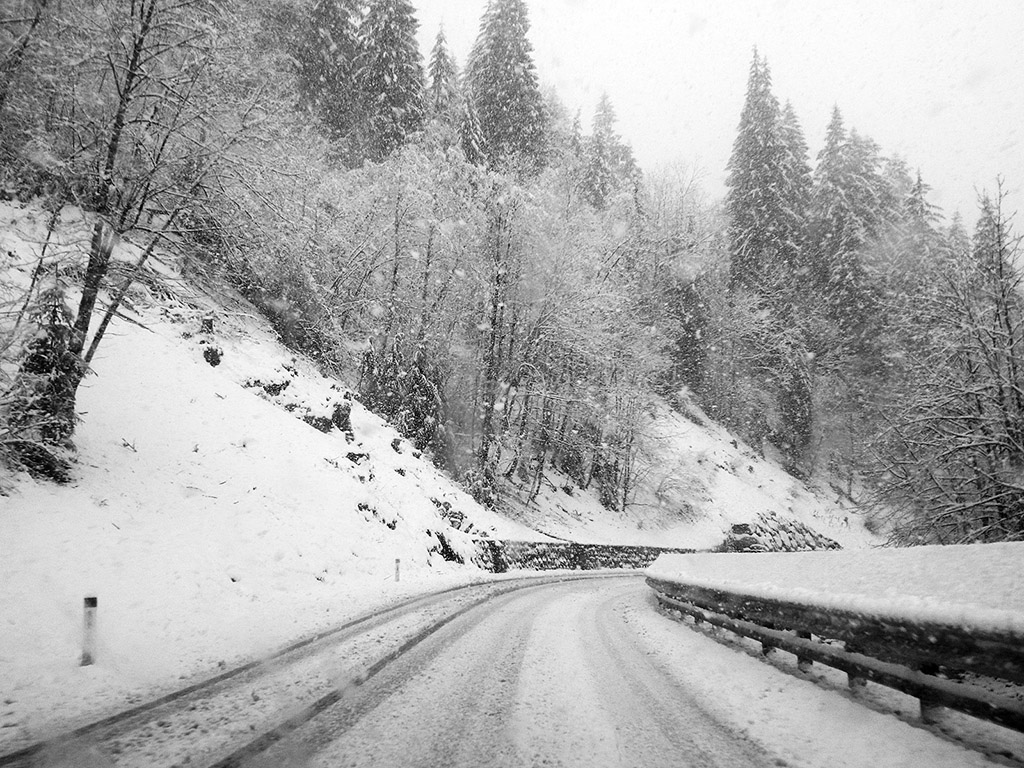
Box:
[9,575,991,767]
[244,577,774,768]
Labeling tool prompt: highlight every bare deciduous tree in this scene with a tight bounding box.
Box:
[873,184,1024,543]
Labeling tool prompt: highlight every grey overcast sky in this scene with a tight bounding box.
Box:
[414,0,1024,221]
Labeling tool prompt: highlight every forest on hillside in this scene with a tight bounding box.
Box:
[1,0,1021,546]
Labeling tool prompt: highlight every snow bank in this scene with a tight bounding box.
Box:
[648,544,1024,635]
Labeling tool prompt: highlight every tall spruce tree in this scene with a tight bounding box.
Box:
[722,52,818,473]
[466,0,547,172]
[778,101,812,274]
[905,171,942,233]
[810,107,886,338]
[427,26,459,120]
[460,101,487,165]
[592,94,636,175]
[583,96,615,209]
[724,51,790,291]
[775,103,815,473]
[464,0,494,81]
[569,110,584,160]
[879,155,914,224]
[296,0,362,149]
[356,0,425,161]
[583,133,612,210]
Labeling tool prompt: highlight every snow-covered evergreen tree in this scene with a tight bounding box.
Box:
[879,155,914,223]
[296,0,362,151]
[721,53,823,474]
[778,101,812,273]
[583,98,614,209]
[809,107,887,336]
[846,130,887,232]
[582,93,638,209]
[466,0,547,172]
[569,110,584,160]
[464,0,494,82]
[427,26,459,120]
[356,0,425,161]
[724,51,789,290]
[460,101,487,165]
[945,210,971,260]
[810,106,850,262]
[905,171,942,234]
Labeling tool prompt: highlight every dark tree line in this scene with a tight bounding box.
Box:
[294,0,548,171]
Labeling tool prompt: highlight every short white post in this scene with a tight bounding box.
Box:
[395,558,400,583]
[81,596,98,666]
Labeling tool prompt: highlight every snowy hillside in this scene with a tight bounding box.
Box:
[1,200,870,746]
[501,395,868,549]
[0,201,540,745]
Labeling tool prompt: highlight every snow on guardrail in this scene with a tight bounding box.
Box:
[647,543,1024,636]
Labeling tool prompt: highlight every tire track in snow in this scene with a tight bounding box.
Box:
[0,574,628,768]
[281,584,545,767]
[582,586,773,766]
[244,577,776,768]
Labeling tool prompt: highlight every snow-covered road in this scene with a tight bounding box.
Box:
[7,575,1002,767]
[248,577,769,767]
[235,577,996,768]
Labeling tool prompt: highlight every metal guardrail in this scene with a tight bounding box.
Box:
[646,575,1024,733]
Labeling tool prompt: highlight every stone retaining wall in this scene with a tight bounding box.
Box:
[471,540,695,573]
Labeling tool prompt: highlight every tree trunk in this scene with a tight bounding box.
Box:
[68,221,115,358]
[0,0,50,112]
[477,209,512,471]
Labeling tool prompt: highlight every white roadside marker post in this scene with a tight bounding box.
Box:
[81,596,98,666]
[395,558,400,583]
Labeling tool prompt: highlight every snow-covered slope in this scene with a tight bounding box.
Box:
[1,202,540,745]
[502,396,870,550]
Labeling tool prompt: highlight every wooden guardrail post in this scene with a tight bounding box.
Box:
[796,631,813,671]
[918,663,943,724]
[845,642,867,690]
